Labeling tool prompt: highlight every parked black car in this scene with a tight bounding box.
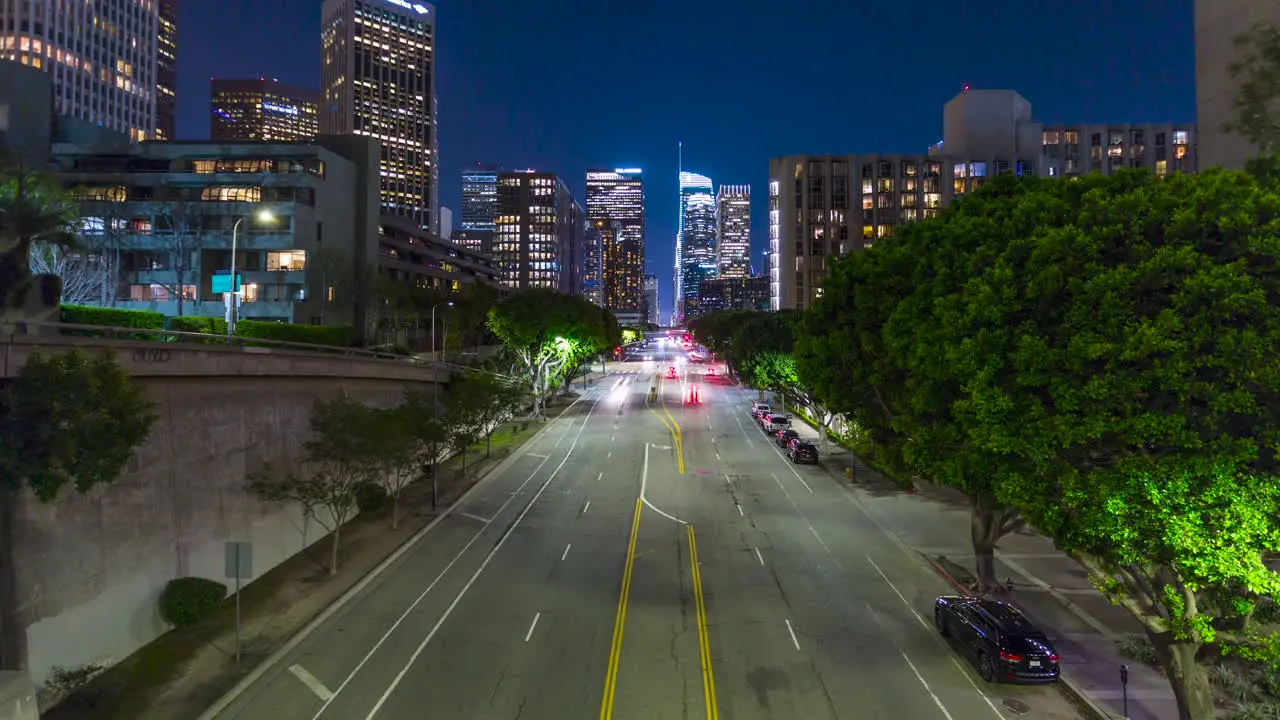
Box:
[774,429,800,447]
[787,439,818,464]
[934,595,1060,683]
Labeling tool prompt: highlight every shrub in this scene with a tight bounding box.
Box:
[1262,664,1280,699]
[60,305,165,338]
[1213,662,1262,703]
[1256,596,1280,625]
[1227,701,1280,720]
[168,315,227,337]
[355,481,389,512]
[234,320,352,348]
[1115,633,1160,668]
[158,577,227,629]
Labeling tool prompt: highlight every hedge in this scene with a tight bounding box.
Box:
[168,315,227,335]
[158,577,227,629]
[233,319,353,347]
[60,305,165,338]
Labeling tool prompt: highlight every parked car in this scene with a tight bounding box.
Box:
[787,439,818,463]
[761,414,792,433]
[751,402,771,418]
[774,429,800,447]
[934,596,1060,684]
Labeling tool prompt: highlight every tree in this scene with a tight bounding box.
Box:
[487,289,615,417]
[367,404,420,529]
[247,395,377,575]
[451,371,526,457]
[688,309,755,360]
[403,389,450,509]
[27,242,113,306]
[153,201,206,317]
[0,349,157,502]
[0,164,80,321]
[907,169,1280,719]
[728,311,802,399]
[1226,21,1280,157]
[444,380,486,476]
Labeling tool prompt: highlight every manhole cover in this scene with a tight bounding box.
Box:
[1000,699,1031,715]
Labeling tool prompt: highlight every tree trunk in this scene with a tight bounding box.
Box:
[329,524,341,576]
[970,503,1019,593]
[0,489,25,670]
[486,431,492,458]
[1151,631,1214,720]
[390,493,400,530]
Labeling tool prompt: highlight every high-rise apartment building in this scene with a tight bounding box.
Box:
[768,89,1197,312]
[155,0,178,140]
[495,171,582,293]
[211,79,320,142]
[716,184,751,278]
[586,168,645,313]
[0,1,164,141]
[644,273,660,326]
[321,0,439,232]
[1195,0,1280,169]
[678,172,716,322]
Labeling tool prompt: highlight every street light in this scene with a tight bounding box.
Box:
[227,208,276,338]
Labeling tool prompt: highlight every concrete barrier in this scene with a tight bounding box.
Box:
[0,673,36,720]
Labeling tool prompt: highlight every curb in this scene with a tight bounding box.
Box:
[919,552,1117,720]
[196,393,591,720]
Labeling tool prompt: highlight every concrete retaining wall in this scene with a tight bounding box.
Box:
[1,335,447,687]
[0,673,36,720]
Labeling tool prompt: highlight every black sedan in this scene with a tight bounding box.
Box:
[934,595,1060,683]
[774,429,800,447]
[786,439,818,464]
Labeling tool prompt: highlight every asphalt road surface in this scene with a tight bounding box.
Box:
[205,347,1081,720]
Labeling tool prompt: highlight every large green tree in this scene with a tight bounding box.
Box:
[917,169,1280,720]
[487,289,616,416]
[1227,20,1280,157]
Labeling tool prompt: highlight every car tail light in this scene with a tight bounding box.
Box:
[1049,653,1059,662]
[999,651,1023,662]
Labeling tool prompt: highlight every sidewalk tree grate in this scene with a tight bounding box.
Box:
[1000,698,1031,715]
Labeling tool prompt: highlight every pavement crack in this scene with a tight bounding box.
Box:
[769,565,795,612]
[811,661,840,719]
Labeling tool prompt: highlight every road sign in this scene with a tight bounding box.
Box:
[224,541,253,578]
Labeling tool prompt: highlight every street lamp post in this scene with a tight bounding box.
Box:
[227,209,275,340]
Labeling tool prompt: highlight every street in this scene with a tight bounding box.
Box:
[204,348,1081,720]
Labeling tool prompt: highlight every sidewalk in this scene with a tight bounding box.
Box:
[769,393,1178,720]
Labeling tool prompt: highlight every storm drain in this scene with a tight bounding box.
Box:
[1000,698,1031,715]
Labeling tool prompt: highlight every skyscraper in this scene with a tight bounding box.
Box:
[460,163,500,258]
[583,222,605,306]
[321,0,439,232]
[678,172,716,322]
[495,171,581,293]
[587,168,645,313]
[211,79,320,142]
[644,274,660,326]
[0,1,165,141]
[156,0,179,140]
[716,185,751,278]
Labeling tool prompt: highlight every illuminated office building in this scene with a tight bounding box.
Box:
[495,171,582,293]
[460,163,500,260]
[0,0,165,141]
[583,222,604,306]
[211,79,320,142]
[678,172,716,322]
[644,273,659,326]
[155,0,178,140]
[716,184,751,278]
[586,168,644,314]
[321,0,439,233]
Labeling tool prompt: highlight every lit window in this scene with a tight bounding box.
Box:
[1173,130,1189,145]
[72,185,127,201]
[267,250,307,271]
[201,186,262,201]
[1042,130,1060,145]
[1155,160,1168,178]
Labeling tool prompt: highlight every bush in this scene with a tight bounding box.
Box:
[234,319,352,348]
[355,482,389,512]
[60,305,165,338]
[1257,596,1280,625]
[158,577,227,629]
[1115,633,1161,669]
[168,315,227,336]
[1263,664,1280,699]
[1213,662,1263,703]
[1226,701,1280,720]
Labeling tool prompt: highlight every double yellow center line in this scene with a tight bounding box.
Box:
[648,373,685,474]
[599,499,642,720]
[687,524,719,720]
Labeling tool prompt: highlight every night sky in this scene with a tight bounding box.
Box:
[178,0,1196,320]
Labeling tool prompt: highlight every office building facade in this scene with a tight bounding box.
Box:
[460,163,500,264]
[156,0,178,140]
[698,276,769,314]
[678,172,716,322]
[211,79,320,142]
[586,168,645,312]
[321,0,439,233]
[495,171,582,293]
[716,184,751,278]
[583,222,605,306]
[0,0,164,142]
[1195,0,1280,169]
[769,89,1197,311]
[644,273,659,326]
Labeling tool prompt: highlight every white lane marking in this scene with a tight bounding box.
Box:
[785,619,801,650]
[754,547,764,565]
[607,450,612,458]
[596,471,603,482]
[582,501,591,514]
[524,612,541,642]
[611,435,616,442]
[736,504,744,516]
[949,657,1009,719]
[763,436,813,493]
[561,544,571,561]
[716,452,722,461]
[725,475,732,486]
[527,453,550,459]
[769,473,842,570]
[641,443,688,524]
[458,512,492,524]
[308,439,562,720]
[289,664,334,701]
[865,555,929,630]
[808,525,833,555]
[359,396,601,720]
[901,651,955,720]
